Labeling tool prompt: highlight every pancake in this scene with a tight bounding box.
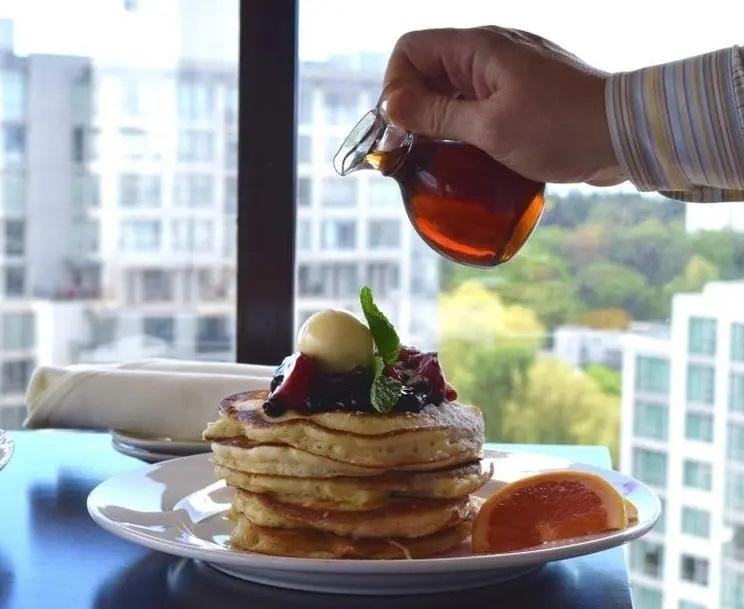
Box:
[214,461,491,510]
[231,490,477,539]
[231,518,472,559]
[203,390,484,469]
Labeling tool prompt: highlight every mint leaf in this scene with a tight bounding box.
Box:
[360,286,400,365]
[371,374,403,414]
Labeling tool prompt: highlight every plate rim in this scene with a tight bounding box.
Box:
[87,451,661,574]
[111,429,209,452]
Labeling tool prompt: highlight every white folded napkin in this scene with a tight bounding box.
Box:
[24,358,275,441]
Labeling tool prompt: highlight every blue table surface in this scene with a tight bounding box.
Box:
[0,431,633,608]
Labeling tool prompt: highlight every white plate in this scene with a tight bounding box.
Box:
[0,430,13,471]
[111,430,210,455]
[111,437,185,464]
[87,450,660,595]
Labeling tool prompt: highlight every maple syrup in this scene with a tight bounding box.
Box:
[334,107,545,267]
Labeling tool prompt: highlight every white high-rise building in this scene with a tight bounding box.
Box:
[621,281,744,609]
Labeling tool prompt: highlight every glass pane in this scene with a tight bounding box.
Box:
[689,317,716,355]
[685,412,713,442]
[732,324,744,362]
[728,423,744,463]
[687,364,715,405]
[0,2,238,425]
[636,357,670,395]
[683,460,713,491]
[681,507,710,537]
[731,373,744,412]
[634,401,668,440]
[633,448,667,488]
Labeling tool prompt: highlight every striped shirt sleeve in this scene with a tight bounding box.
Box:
[606,46,744,203]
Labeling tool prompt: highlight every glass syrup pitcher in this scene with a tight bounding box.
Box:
[334,98,545,267]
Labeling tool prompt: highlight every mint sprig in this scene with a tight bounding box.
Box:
[360,286,400,365]
[370,355,402,414]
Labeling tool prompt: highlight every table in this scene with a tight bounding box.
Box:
[0,431,635,608]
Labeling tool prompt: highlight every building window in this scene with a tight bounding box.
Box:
[298,134,312,163]
[178,130,214,162]
[4,266,25,297]
[141,269,173,303]
[727,472,744,512]
[632,448,667,487]
[224,176,237,214]
[688,317,716,355]
[680,555,709,586]
[681,507,710,538]
[73,219,99,253]
[4,220,24,256]
[297,263,358,298]
[143,317,174,345]
[297,219,311,251]
[173,174,214,208]
[2,359,33,393]
[177,80,215,120]
[197,315,231,353]
[225,134,237,170]
[119,174,161,208]
[71,173,100,209]
[1,70,25,121]
[120,220,161,252]
[633,586,662,609]
[635,356,670,394]
[685,412,713,442]
[629,540,664,578]
[683,460,712,490]
[1,172,25,216]
[298,85,313,124]
[2,124,25,164]
[197,269,230,301]
[2,312,34,350]
[297,177,311,207]
[321,177,356,207]
[679,601,706,609]
[120,127,147,161]
[324,90,359,124]
[321,219,356,249]
[732,323,744,362]
[731,373,744,412]
[728,423,744,463]
[687,364,715,405]
[722,569,744,609]
[367,262,400,298]
[171,219,214,253]
[368,219,401,249]
[634,401,668,440]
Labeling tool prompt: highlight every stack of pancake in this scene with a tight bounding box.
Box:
[203,389,488,559]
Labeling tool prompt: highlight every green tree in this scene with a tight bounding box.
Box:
[663,254,719,299]
[575,261,651,317]
[500,357,620,465]
[585,364,622,396]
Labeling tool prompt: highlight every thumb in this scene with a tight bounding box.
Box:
[383,82,488,147]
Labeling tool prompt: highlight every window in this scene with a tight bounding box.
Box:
[171,219,214,253]
[141,270,173,303]
[143,317,174,345]
[174,174,214,208]
[120,220,160,252]
[297,263,358,298]
[73,219,99,253]
[298,85,313,124]
[4,220,24,256]
[5,267,25,297]
[298,134,312,163]
[683,460,712,490]
[687,364,714,405]
[728,423,744,463]
[119,174,161,208]
[630,540,664,578]
[2,125,25,164]
[324,91,359,124]
[634,401,668,440]
[120,127,147,161]
[367,262,399,298]
[689,317,716,355]
[321,177,356,207]
[1,70,25,121]
[178,130,214,162]
[297,219,311,250]
[635,357,670,394]
[178,80,215,120]
[2,312,34,350]
[321,219,356,249]
[224,176,237,214]
[368,178,399,207]
[198,269,230,301]
[225,134,237,170]
[368,219,400,249]
[297,177,311,207]
[71,173,99,209]
[680,555,709,586]
[732,323,744,362]
[2,359,33,393]
[722,569,744,609]
[632,448,667,487]
[679,602,705,609]
[0,172,25,215]
[681,507,710,537]
[685,413,713,442]
[731,373,744,412]
[728,472,744,512]
[634,586,662,609]
[197,315,231,353]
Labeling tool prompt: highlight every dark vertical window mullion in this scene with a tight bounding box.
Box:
[237,0,298,364]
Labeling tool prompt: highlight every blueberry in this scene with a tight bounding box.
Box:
[263,398,286,417]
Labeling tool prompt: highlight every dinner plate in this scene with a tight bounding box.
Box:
[87,450,660,595]
[111,430,210,455]
[111,437,185,464]
[0,430,13,471]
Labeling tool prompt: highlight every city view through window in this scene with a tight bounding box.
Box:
[2,0,744,607]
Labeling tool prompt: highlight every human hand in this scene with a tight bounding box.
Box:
[383,27,625,186]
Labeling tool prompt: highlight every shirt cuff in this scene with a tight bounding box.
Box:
[606,46,744,202]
